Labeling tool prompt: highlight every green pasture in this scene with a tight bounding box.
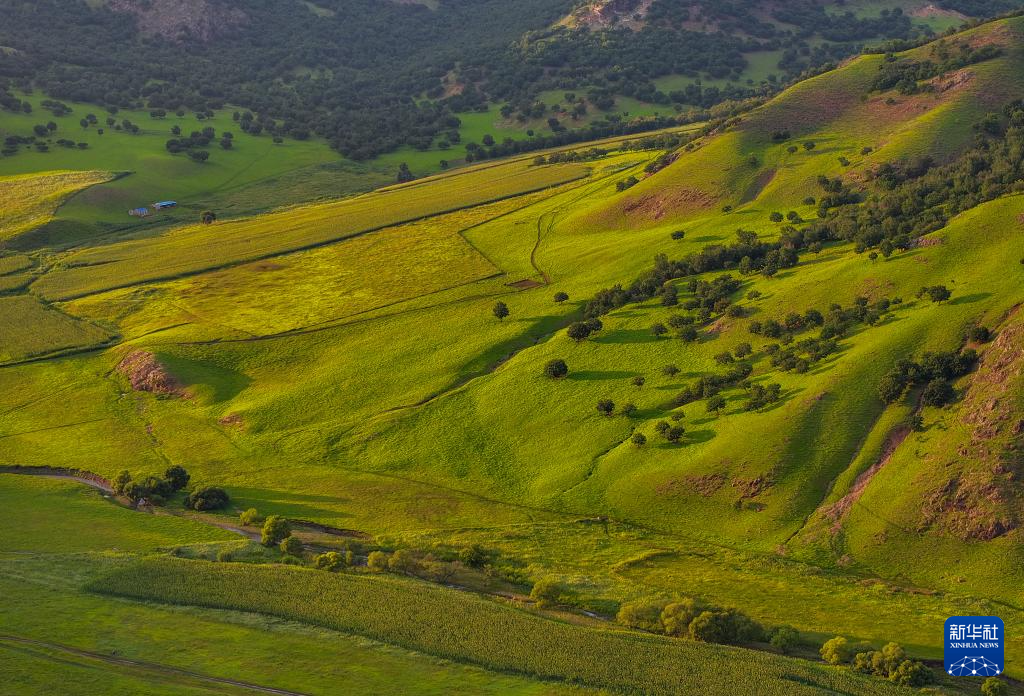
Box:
[0,554,580,696]
[0,295,112,363]
[4,17,1024,694]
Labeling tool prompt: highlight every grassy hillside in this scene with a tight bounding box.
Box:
[6,14,1024,695]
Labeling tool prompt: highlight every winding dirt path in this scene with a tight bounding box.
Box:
[0,634,310,695]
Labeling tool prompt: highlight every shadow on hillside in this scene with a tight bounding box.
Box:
[950,292,992,305]
[592,329,662,344]
[568,370,636,381]
[228,486,357,521]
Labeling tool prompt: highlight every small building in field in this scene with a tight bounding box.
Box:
[128,207,150,217]
[153,201,178,210]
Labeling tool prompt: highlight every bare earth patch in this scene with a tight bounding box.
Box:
[506,279,544,290]
[117,350,186,397]
[622,187,717,221]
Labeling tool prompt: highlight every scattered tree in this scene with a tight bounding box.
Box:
[982,677,1009,696]
[543,359,568,379]
[492,301,509,321]
[631,432,647,447]
[280,535,303,556]
[631,375,645,388]
[200,210,217,224]
[314,551,349,571]
[530,578,566,608]
[553,291,569,303]
[596,399,615,416]
[239,508,263,526]
[261,515,291,547]
[769,626,800,654]
[367,550,390,572]
[184,486,229,511]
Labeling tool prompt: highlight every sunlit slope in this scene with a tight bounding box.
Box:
[0,170,112,243]
[32,160,589,300]
[580,16,1024,231]
[345,193,1023,544]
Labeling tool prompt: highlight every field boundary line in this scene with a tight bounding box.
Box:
[0,634,311,696]
[41,170,591,303]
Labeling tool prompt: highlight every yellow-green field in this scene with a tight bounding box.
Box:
[0,296,112,363]
[6,15,1024,696]
[0,170,112,242]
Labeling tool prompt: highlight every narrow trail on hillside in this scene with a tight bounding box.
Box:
[0,634,310,696]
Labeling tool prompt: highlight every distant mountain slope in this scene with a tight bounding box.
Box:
[2,0,1021,161]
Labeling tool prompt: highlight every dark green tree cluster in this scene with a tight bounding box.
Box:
[112,465,190,505]
[878,349,978,405]
[871,41,1001,94]
[616,596,767,646]
[820,637,932,687]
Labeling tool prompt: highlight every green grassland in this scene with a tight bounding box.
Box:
[0,95,364,245]
[5,15,1024,695]
[0,170,113,242]
[0,295,112,363]
[90,556,907,696]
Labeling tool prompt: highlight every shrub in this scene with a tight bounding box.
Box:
[261,515,291,547]
[367,550,390,572]
[314,551,349,571]
[280,535,303,556]
[619,403,637,417]
[820,636,852,665]
[688,608,762,644]
[631,432,647,448]
[239,508,263,526]
[596,399,615,416]
[530,578,565,608]
[215,549,233,563]
[617,598,668,632]
[388,549,418,574]
[492,301,509,320]
[458,544,488,568]
[970,326,991,343]
[184,486,229,511]
[982,677,1009,696]
[660,599,699,637]
[554,291,569,303]
[921,378,955,407]
[768,626,799,654]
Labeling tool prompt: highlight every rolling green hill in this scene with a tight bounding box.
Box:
[5,11,1024,696]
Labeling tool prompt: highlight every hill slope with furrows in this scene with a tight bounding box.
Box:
[581,16,1024,230]
[9,14,1024,690]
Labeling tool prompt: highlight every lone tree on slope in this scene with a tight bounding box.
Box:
[543,359,568,379]
[493,301,509,321]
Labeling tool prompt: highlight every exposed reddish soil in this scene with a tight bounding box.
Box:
[506,279,544,290]
[567,0,654,30]
[218,413,244,428]
[108,0,247,43]
[823,427,912,529]
[656,472,726,498]
[919,307,1024,541]
[919,474,1017,540]
[910,4,967,21]
[621,187,717,221]
[117,350,186,397]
